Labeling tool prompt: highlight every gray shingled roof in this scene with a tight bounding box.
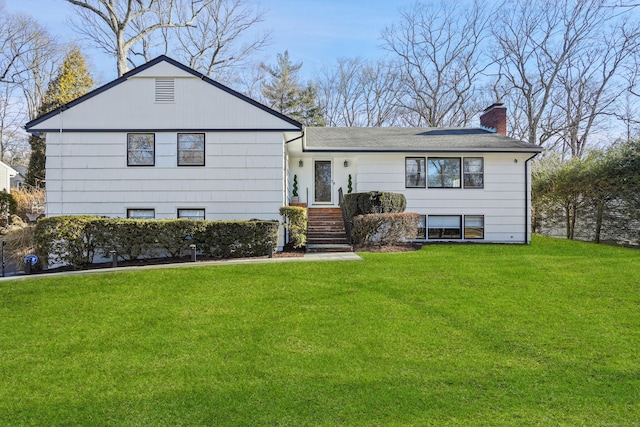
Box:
[303,127,542,153]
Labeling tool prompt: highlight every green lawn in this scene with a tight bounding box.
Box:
[1,236,639,426]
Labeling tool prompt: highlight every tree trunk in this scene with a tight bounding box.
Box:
[594,201,604,244]
[116,33,128,77]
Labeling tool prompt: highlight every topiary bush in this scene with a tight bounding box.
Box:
[351,212,420,246]
[343,191,407,219]
[279,206,307,248]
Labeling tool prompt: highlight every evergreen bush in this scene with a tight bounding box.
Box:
[35,216,279,269]
[279,206,307,248]
[351,212,420,246]
[343,191,407,219]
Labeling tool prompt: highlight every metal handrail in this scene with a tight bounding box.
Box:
[338,187,352,244]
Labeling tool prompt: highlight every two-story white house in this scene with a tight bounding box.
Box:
[26,56,542,247]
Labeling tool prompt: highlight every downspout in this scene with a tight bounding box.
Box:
[524,153,539,244]
[59,106,64,216]
[284,130,304,204]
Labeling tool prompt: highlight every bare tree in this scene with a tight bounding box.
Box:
[0,11,55,90]
[172,0,270,81]
[0,83,27,164]
[0,4,59,165]
[66,0,214,76]
[492,0,639,153]
[318,57,402,127]
[382,0,491,127]
[546,18,640,158]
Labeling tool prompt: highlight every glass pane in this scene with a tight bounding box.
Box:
[417,215,426,239]
[178,133,205,166]
[463,158,484,188]
[314,161,332,203]
[464,215,484,239]
[428,158,461,188]
[464,158,483,173]
[429,215,461,228]
[128,134,154,166]
[178,209,205,220]
[127,209,155,219]
[406,157,426,188]
[428,215,461,239]
[464,173,484,188]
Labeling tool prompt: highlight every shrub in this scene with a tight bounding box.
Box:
[89,218,165,261]
[194,220,278,258]
[279,206,307,248]
[34,216,101,268]
[34,216,279,269]
[343,191,407,219]
[352,212,420,246]
[0,190,16,226]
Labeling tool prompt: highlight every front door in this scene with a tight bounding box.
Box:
[314,160,332,204]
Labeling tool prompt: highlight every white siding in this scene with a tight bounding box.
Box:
[290,152,534,243]
[45,131,286,222]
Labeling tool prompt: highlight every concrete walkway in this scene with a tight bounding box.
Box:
[1,251,363,281]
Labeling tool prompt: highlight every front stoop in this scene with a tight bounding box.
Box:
[306,208,353,253]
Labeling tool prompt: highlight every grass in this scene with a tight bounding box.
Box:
[0,235,639,426]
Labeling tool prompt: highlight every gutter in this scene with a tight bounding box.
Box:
[300,147,544,154]
[284,130,304,144]
[524,153,540,244]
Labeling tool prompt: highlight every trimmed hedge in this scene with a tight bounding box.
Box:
[34,216,102,269]
[352,212,420,246]
[279,206,307,248]
[35,216,279,269]
[343,191,407,219]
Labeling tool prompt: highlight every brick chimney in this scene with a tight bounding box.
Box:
[480,103,507,136]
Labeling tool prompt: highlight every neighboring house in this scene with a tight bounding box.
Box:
[10,165,26,190]
[0,161,17,193]
[25,56,542,247]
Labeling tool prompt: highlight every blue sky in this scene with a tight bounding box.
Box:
[5,0,415,82]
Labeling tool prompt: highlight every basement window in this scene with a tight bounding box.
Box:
[428,215,462,239]
[127,209,155,219]
[178,209,205,220]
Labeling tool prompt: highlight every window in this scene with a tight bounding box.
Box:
[428,158,461,188]
[428,215,462,239]
[127,133,155,166]
[417,215,426,239]
[464,215,484,239]
[178,133,205,166]
[178,209,205,220]
[464,158,484,189]
[127,209,155,219]
[405,157,426,188]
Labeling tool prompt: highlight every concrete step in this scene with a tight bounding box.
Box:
[306,244,353,253]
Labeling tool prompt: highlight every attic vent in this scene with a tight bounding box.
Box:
[155,78,175,102]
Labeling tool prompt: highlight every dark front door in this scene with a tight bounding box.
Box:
[314,160,332,203]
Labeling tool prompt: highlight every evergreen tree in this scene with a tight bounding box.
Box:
[26,47,94,188]
[260,51,325,126]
